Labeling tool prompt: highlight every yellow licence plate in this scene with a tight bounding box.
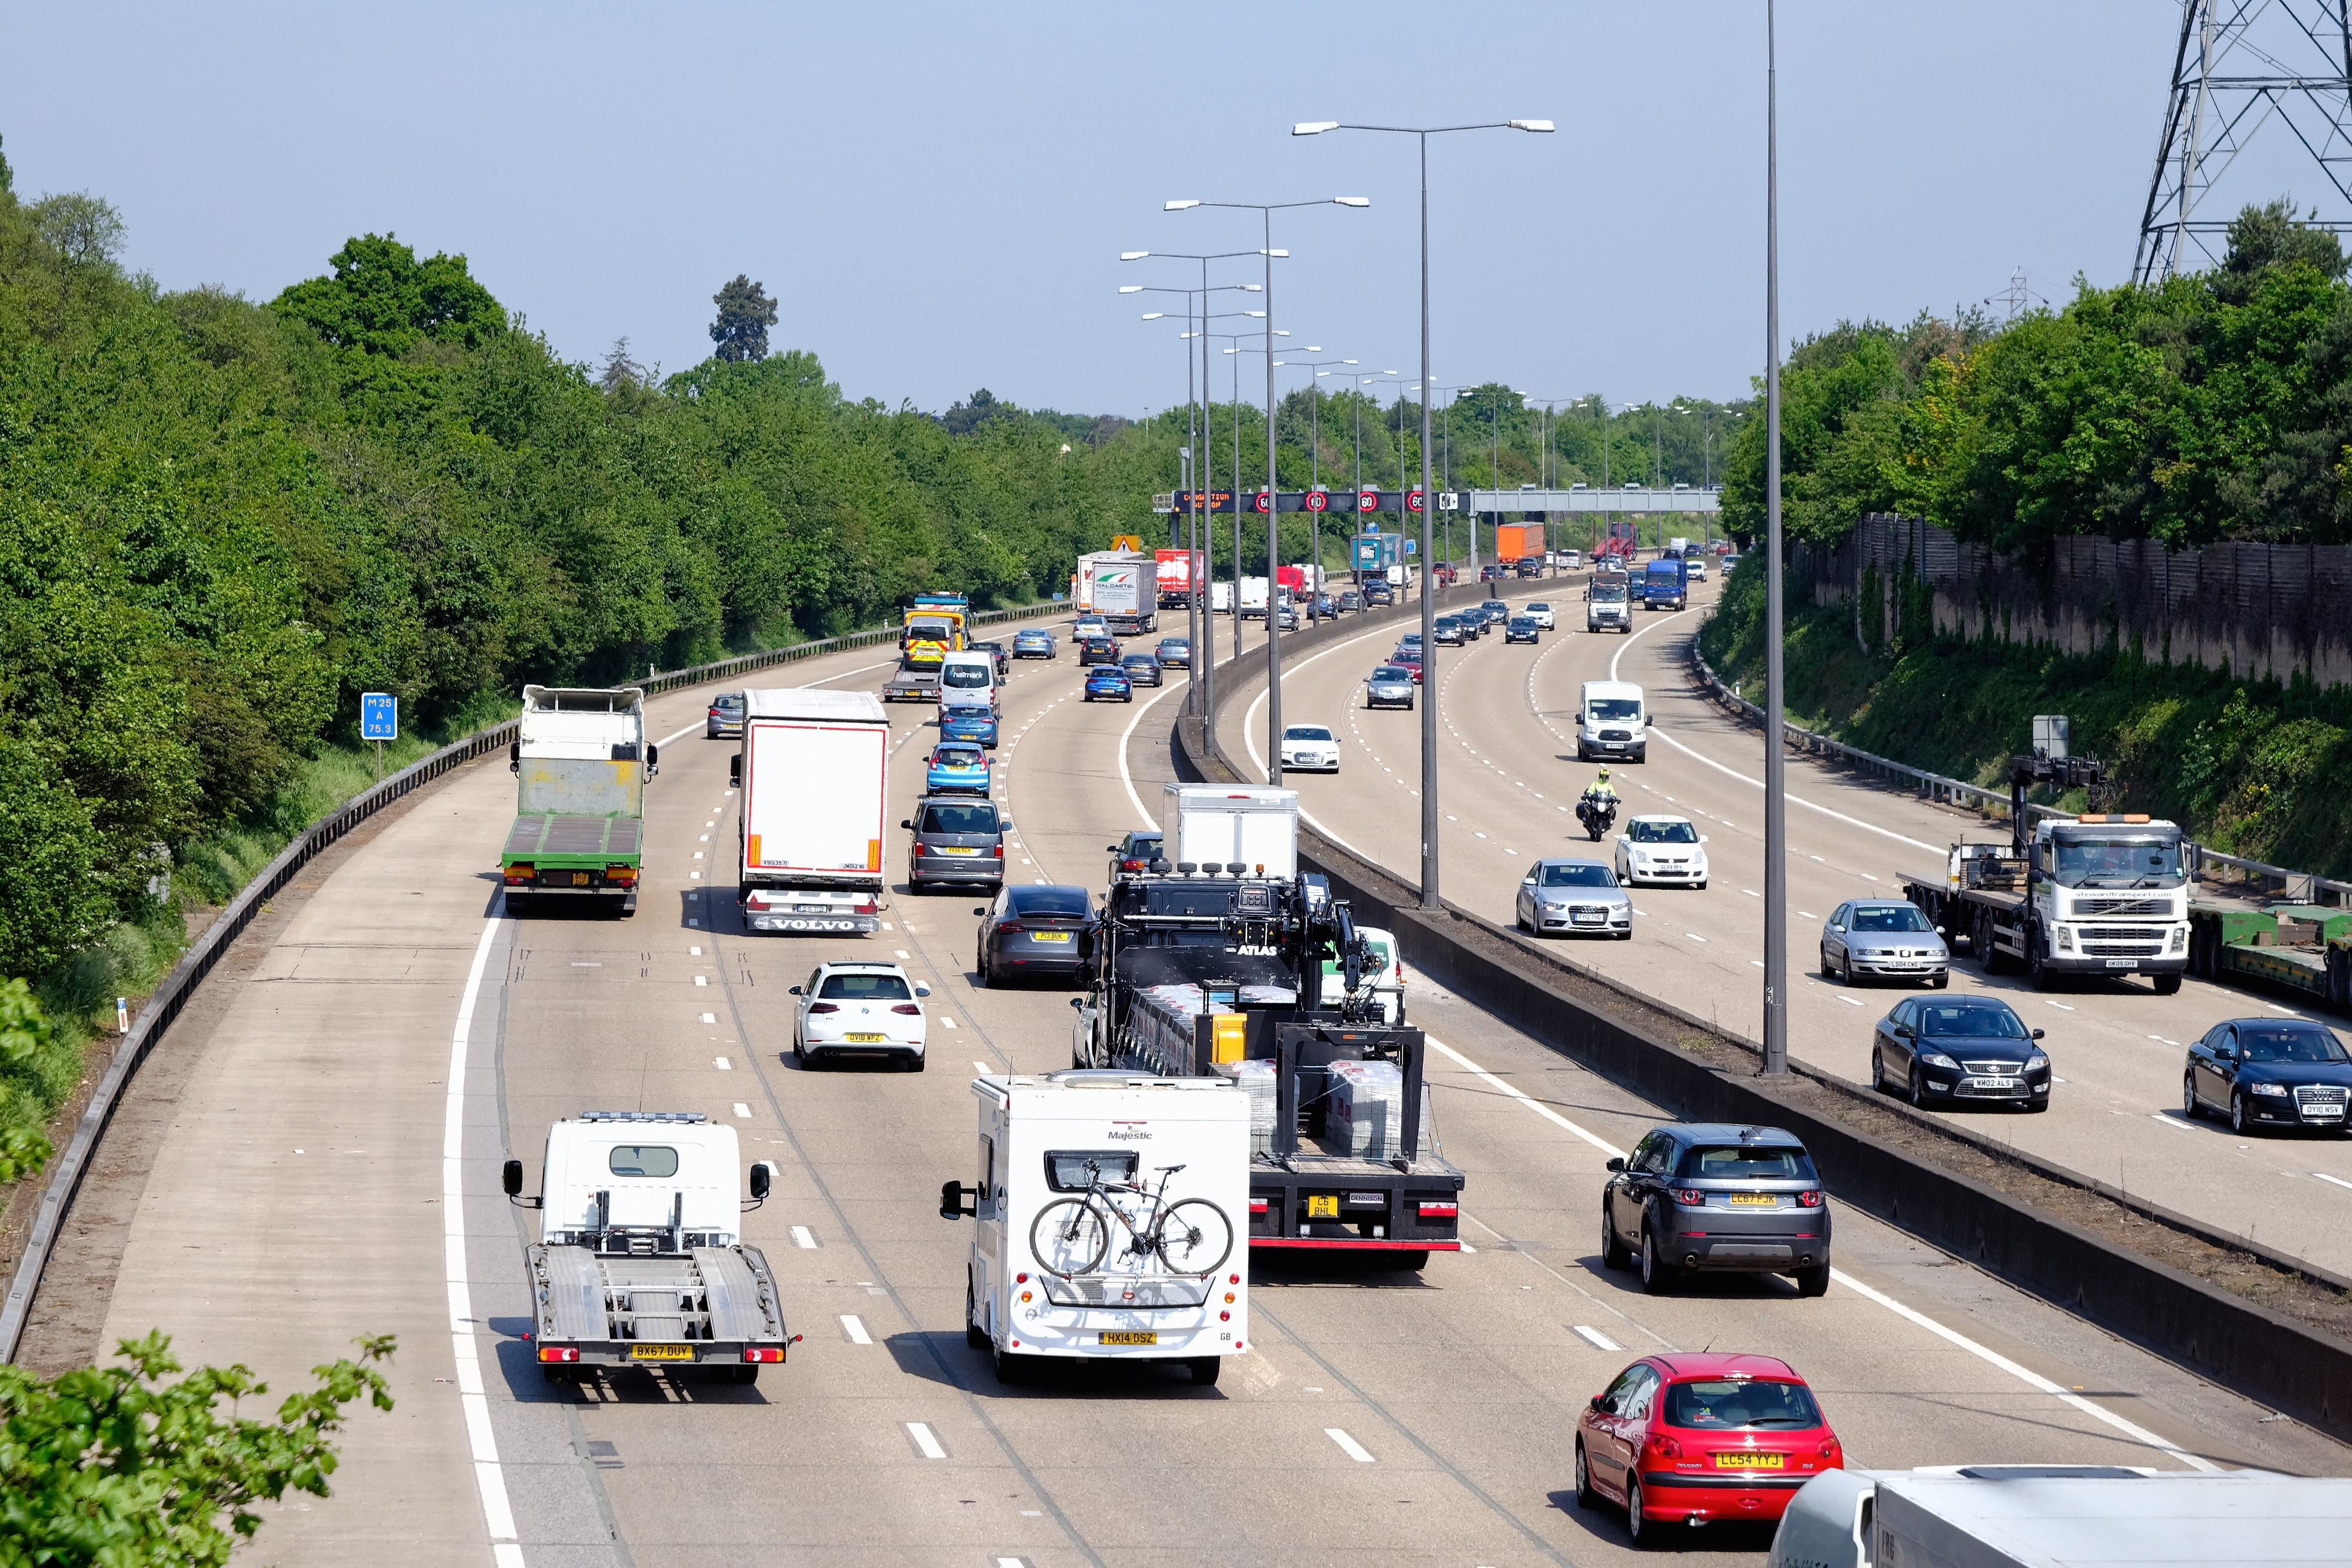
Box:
[1030,930,1072,943]
[939,846,980,856]
[1728,1193,1777,1206]
[631,1343,693,1361]
[1715,1451,1784,1469]
[1100,1331,1157,1346]
[1306,1195,1339,1218]
[845,1032,886,1043]
[571,872,592,886]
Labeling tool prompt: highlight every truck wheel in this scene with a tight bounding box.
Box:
[1388,1251,1431,1272]
[505,891,531,917]
[2330,948,2350,1008]
[2152,973,2183,997]
[1187,1357,1222,1386]
[2027,938,2052,991]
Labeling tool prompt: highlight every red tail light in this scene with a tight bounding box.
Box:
[1818,1436,1842,1460]
[890,1004,921,1015]
[537,1346,579,1364]
[1797,1190,1824,1207]
[1247,1198,1269,1215]
[997,920,1024,934]
[1645,1432,1683,1461]
[742,1346,786,1362]
[912,843,927,856]
[993,843,1004,858]
[1671,1188,1707,1207]
[1417,1201,1458,1219]
[808,1002,839,1014]
[606,865,638,886]
[504,865,534,885]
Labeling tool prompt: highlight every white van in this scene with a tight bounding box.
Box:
[1577,680,1649,764]
[942,1071,1247,1386]
[936,650,999,718]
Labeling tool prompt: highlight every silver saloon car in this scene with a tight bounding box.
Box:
[1515,859,1634,939]
[1364,665,1416,710]
[1821,898,1950,987]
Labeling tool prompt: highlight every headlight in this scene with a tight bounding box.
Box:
[2169,926,2186,954]
[1921,1052,1960,1070]
[2251,1081,2289,1097]
[2026,1052,2049,1071]
[2054,926,2075,952]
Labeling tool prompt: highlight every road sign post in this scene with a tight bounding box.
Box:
[361,691,398,780]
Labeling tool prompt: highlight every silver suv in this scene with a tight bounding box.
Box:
[904,796,1010,892]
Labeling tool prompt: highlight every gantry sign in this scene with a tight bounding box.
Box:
[1156,488,1462,515]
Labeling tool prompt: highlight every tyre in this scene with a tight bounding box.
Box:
[1187,1356,1221,1386]
[2026,1097,2049,1113]
[1870,1049,1889,1095]
[992,1343,1033,1385]
[2027,934,2051,991]
[1931,970,1950,990]
[1639,1224,1679,1296]
[540,1364,574,1386]
[1029,1198,1111,1278]
[1626,1477,1651,1546]
[1155,1198,1235,1275]
[2152,973,2183,997]
[2231,1092,2250,1135]
[1694,880,1707,891]
[1600,1204,1631,1269]
[1793,1264,1830,1298]
[1388,1251,1431,1272]
[1909,1064,1931,1110]
[1574,1441,1598,1509]
[2183,1072,2202,1121]
[906,1051,927,1073]
[966,1284,988,1350]
[1839,951,1855,987]
[1820,948,1836,979]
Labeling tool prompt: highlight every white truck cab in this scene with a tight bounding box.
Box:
[942,1071,1248,1386]
[1577,680,1649,764]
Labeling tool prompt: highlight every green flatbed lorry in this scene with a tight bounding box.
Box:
[501,685,656,914]
[2187,901,2352,1007]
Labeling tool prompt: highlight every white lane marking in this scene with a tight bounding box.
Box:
[908,1422,948,1459]
[713,1055,732,1070]
[1645,721,1947,855]
[1836,996,1863,1007]
[942,1016,958,1030]
[1118,676,1191,828]
[2265,1003,2305,1017]
[974,1060,993,1074]
[2045,1000,2075,1012]
[1573,1324,1625,1352]
[700,1012,716,1024]
[1325,1428,1376,1463]
[2149,1113,2192,1131]
[1424,1028,2216,1469]
[1752,959,1766,968]
[2316,1173,2352,1192]
[1743,889,1759,898]
[791,1226,818,1248]
[895,949,911,960]
[733,1102,752,1118]
[694,975,708,987]
[1685,932,1708,944]
[445,902,523,1556]
[841,1314,873,1346]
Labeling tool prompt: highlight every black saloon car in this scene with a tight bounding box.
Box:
[1601,1123,1829,1296]
[1872,996,2050,1111]
[974,883,1095,985]
[2184,1018,2352,1134]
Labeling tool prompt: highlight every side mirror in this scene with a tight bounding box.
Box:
[509,741,521,774]
[939,1180,977,1220]
[900,820,913,830]
[729,755,742,789]
[2031,1028,2047,1040]
[645,742,659,777]
[1646,714,1656,727]
[1604,1157,1625,1173]
[1068,997,1085,1010]
[1936,926,1948,936]
[502,1159,523,1197]
[749,1161,773,1200]
[973,906,988,916]
[1590,1394,1614,1414]
[915,985,931,998]
[1000,820,1013,832]
[1893,1023,1913,1038]
[788,985,803,996]
[2218,1045,2235,1059]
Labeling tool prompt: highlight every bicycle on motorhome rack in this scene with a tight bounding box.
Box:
[1028,1159,1235,1278]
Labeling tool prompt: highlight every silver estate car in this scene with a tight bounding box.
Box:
[1820,898,1950,987]
[1364,665,1416,710]
[1515,859,1633,939]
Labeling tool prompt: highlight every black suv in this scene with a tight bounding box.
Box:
[1601,1124,1830,1297]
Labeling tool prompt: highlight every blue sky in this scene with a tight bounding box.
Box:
[1,4,2320,416]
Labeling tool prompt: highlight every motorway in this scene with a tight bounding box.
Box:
[1230,574,2352,1282]
[36,602,2350,1567]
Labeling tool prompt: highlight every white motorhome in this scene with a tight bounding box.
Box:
[1161,784,1299,877]
[1576,680,1649,764]
[941,1071,1248,1385]
[730,688,890,933]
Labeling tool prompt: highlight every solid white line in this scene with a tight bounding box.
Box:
[908,1422,948,1459]
[2315,1172,2352,1192]
[1420,1028,2216,1470]
[791,1226,817,1248]
[1118,678,1189,828]
[841,1314,872,1346]
[445,902,524,1556]
[1324,1427,1377,1463]
[1573,1324,1625,1352]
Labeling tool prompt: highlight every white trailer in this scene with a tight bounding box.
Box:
[1080,550,1156,635]
[1160,784,1298,878]
[941,1070,1248,1385]
[729,688,890,934]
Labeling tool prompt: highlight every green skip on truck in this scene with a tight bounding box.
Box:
[501,685,657,915]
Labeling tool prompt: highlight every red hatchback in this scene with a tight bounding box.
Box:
[1573,1353,1840,1544]
[1391,648,1425,683]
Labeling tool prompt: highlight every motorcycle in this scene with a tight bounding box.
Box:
[1575,793,1616,843]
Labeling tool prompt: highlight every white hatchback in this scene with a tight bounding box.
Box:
[1525,602,1556,630]
[1279,723,1342,773]
[791,961,930,1069]
[1614,815,1710,889]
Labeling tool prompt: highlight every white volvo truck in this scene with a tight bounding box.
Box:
[728,688,891,933]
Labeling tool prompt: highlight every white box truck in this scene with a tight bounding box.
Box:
[1160,785,1298,878]
[728,688,890,933]
[1237,575,1270,620]
[941,1070,1247,1386]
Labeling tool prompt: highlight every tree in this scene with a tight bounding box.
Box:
[29,192,124,270]
[709,275,777,362]
[599,336,646,393]
[0,1331,394,1566]
[272,234,507,357]
[2216,197,2348,302]
[941,387,1010,436]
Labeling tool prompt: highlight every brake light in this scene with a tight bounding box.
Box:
[1417,1201,1458,1219]
[997,920,1024,934]
[1818,1436,1842,1460]
[808,1002,839,1014]
[1671,1188,1707,1206]
[606,865,638,886]
[912,843,926,856]
[1797,1190,1824,1207]
[537,1345,579,1363]
[504,865,534,884]
[742,1346,786,1363]
[1645,1432,1683,1461]
[993,843,1004,858]
[1248,1199,1269,1215]
[891,1004,921,1015]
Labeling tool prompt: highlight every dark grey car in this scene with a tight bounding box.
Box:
[1601,1124,1830,1296]
[975,883,1095,985]
[904,796,1009,892]
[1120,652,1163,687]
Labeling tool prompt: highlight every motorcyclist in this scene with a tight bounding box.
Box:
[1576,767,1619,840]
[1582,767,1619,808]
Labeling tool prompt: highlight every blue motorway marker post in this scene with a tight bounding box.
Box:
[361,691,398,780]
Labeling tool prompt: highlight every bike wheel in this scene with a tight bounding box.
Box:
[1154,1198,1235,1275]
[1028,1198,1110,1278]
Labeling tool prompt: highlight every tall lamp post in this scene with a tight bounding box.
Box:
[1294,117,1552,909]
[1275,351,1358,613]
[1762,0,1788,1076]
[1171,196,1368,785]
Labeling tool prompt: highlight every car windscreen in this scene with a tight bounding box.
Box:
[1677,1144,1819,1182]
[1663,1379,1823,1431]
[1045,1150,1138,1192]
[1591,583,1628,602]
[1586,698,1642,722]
[1371,667,1409,682]
[919,803,999,834]
[1917,1002,2029,1039]
[1122,654,1153,666]
[1508,618,1535,629]
[2052,836,2183,889]
[818,972,913,1001]
[607,1144,679,1178]
[1628,820,1698,844]
[1535,863,1616,887]
[1849,905,1931,932]
[2238,1025,2352,1063]
[1285,726,1333,742]
[1010,886,1091,918]
[713,694,745,713]
[940,665,990,687]
[932,748,982,767]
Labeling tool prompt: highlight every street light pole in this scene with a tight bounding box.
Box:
[1762,0,1789,1077]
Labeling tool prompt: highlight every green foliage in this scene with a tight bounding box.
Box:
[0,1330,394,1566]
[708,274,777,363]
[0,979,56,1183]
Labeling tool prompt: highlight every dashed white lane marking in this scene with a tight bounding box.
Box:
[941,1016,958,1029]
[733,1102,752,1118]
[1325,1428,1377,1463]
[1751,959,1766,969]
[841,1314,873,1346]
[700,1012,716,1024]
[791,1226,818,1248]
[713,1055,732,1070]
[2316,1173,2352,1192]
[1685,932,1707,944]
[1425,1028,2219,1470]
[2265,1003,2305,1017]
[1836,996,1863,1008]
[694,975,708,987]
[895,949,911,959]
[690,945,702,956]
[1573,1325,1624,1352]
[2044,1000,2075,1012]
[974,1060,993,1074]
[1743,888,1759,898]
[445,903,522,1560]
[907,1422,948,1459]
[2150,1113,2192,1132]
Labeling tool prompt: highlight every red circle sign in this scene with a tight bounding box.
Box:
[1252,491,1272,513]
[1406,489,1423,513]
[1358,491,1379,513]
[1304,491,1329,513]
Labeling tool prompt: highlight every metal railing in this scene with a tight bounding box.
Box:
[0,596,1066,1364]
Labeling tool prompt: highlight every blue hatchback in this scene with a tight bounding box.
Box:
[1083,666,1134,703]
[940,709,999,749]
[925,743,991,795]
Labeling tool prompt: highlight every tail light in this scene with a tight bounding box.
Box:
[808,1002,840,1014]
[890,1004,922,1015]
[1671,1188,1707,1207]
[742,1346,786,1363]
[997,920,1024,934]
[1417,1201,1458,1220]
[1247,1198,1269,1216]
[537,1345,579,1364]
[1645,1432,1683,1462]
[606,865,638,886]
[912,843,927,856]
[854,899,877,915]
[1818,1436,1842,1461]
[504,865,534,885]
[1797,1190,1825,1208]
[993,843,1004,858]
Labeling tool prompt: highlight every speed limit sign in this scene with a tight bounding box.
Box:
[1358,490,1379,513]
[1304,490,1329,512]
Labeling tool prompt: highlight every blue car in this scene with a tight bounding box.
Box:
[925,742,992,796]
[1083,666,1134,703]
[940,709,999,749]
